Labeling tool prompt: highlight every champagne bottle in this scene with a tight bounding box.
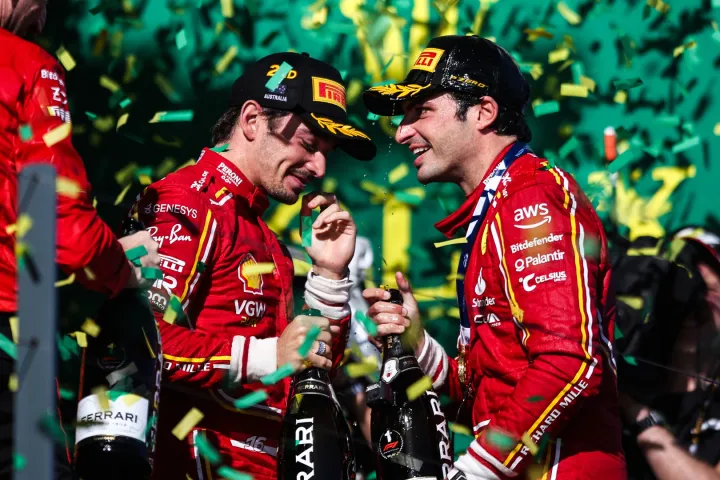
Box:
[366,289,453,480]
[277,309,356,480]
[74,218,162,480]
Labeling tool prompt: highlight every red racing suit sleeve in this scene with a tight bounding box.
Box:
[19,59,131,296]
[137,185,285,389]
[453,182,614,479]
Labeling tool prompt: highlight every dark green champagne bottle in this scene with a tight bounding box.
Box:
[366,289,453,479]
[277,308,356,480]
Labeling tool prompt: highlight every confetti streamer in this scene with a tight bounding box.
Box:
[612,78,643,90]
[485,429,515,451]
[7,374,17,392]
[406,376,432,401]
[18,124,32,142]
[261,363,295,385]
[557,2,582,25]
[533,100,560,117]
[5,214,32,237]
[99,75,120,93]
[548,48,570,64]
[141,267,163,280]
[355,310,377,336]
[195,432,222,465]
[8,316,18,344]
[172,408,204,440]
[449,422,472,436]
[210,143,229,153]
[148,110,194,123]
[297,325,322,358]
[221,0,234,18]
[216,466,252,480]
[527,395,545,403]
[345,357,378,378]
[671,136,701,154]
[92,386,110,410]
[81,318,101,337]
[13,454,26,472]
[388,163,409,184]
[624,355,638,366]
[125,245,148,265]
[73,331,88,348]
[233,389,269,409]
[559,136,579,158]
[175,29,188,50]
[265,62,293,91]
[56,46,77,71]
[521,432,539,455]
[43,123,72,147]
[0,333,17,360]
[714,123,720,136]
[116,113,129,130]
[215,46,239,75]
[241,262,276,276]
[560,84,589,97]
[433,237,467,248]
[119,98,132,108]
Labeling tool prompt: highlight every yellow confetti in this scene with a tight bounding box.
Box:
[163,307,178,325]
[154,74,176,100]
[647,0,670,14]
[673,40,697,58]
[55,273,76,287]
[345,357,378,378]
[556,1,581,25]
[5,214,33,237]
[8,374,17,392]
[548,48,570,64]
[560,83,589,97]
[137,174,152,185]
[114,183,132,206]
[73,332,88,348]
[241,262,276,276]
[433,237,467,248]
[714,123,720,136]
[114,162,138,185]
[117,113,129,131]
[9,317,18,344]
[124,54,136,84]
[92,115,115,132]
[56,46,77,71]
[121,394,143,407]
[43,123,72,147]
[579,75,596,92]
[215,46,238,75]
[92,386,110,410]
[99,75,120,93]
[406,376,433,401]
[523,27,553,41]
[172,408,204,440]
[56,176,82,198]
[449,423,472,436]
[221,0,234,17]
[614,90,628,104]
[81,318,101,338]
[388,163,409,184]
[122,0,133,13]
[148,111,167,124]
[84,267,96,281]
[521,432,539,456]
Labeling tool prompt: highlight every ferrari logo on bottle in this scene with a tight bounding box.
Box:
[411,48,445,72]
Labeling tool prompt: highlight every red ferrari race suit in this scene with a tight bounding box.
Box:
[134,148,351,480]
[419,144,626,479]
[0,28,132,313]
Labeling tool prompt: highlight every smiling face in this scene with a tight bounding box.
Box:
[249,112,337,204]
[395,92,479,185]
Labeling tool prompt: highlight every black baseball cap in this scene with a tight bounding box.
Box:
[229,52,376,161]
[363,35,530,117]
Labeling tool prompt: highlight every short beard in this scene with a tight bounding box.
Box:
[264,182,299,205]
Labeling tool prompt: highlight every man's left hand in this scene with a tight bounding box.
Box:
[302,192,356,280]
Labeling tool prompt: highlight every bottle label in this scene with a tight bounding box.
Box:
[378,429,403,459]
[381,358,399,383]
[75,393,149,444]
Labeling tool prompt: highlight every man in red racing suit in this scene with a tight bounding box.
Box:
[362,35,625,479]
[135,51,376,479]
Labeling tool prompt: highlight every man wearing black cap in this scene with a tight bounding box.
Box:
[363,36,626,479]
[132,52,375,479]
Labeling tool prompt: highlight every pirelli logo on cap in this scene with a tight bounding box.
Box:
[312,77,347,111]
[411,48,445,72]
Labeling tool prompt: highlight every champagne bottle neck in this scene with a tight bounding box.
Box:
[296,367,330,383]
[383,334,415,360]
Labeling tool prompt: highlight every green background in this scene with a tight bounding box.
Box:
[39,0,720,353]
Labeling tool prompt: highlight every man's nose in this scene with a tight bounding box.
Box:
[307,152,327,178]
[395,119,414,145]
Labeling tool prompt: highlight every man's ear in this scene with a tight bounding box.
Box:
[473,96,500,132]
[238,100,262,141]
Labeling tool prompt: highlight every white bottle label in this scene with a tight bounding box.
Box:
[75,393,148,444]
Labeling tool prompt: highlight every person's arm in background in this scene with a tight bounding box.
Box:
[621,396,720,480]
[136,185,331,389]
[451,184,613,479]
[19,55,158,293]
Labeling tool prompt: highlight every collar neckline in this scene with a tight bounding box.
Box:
[434,142,517,239]
[198,148,270,215]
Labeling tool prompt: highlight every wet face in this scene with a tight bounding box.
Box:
[253,113,337,204]
[394,92,476,185]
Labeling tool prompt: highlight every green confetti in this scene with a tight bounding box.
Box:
[607,147,641,173]
[265,62,293,91]
[366,472,377,480]
[59,388,76,400]
[84,111,97,120]
[612,78,643,90]
[391,115,403,127]
[233,389,269,409]
[125,245,148,263]
[355,310,377,336]
[671,136,701,154]
[301,216,313,248]
[558,136,579,158]
[394,191,423,206]
[141,267,164,280]
[149,110,194,123]
[532,101,560,117]
[57,334,80,362]
[367,112,381,121]
[261,363,295,385]
[485,429,516,451]
[297,325,321,358]
[624,355,638,366]
[216,466,253,480]
[614,325,625,340]
[175,29,188,50]
[210,143,229,153]
[527,395,545,402]
[0,333,17,360]
[13,453,26,471]
[119,98,132,108]
[535,433,550,458]
[197,261,207,273]
[19,124,33,142]
[195,432,222,465]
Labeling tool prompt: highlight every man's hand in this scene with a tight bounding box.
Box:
[302,192,356,280]
[278,314,333,371]
[118,231,161,289]
[363,271,425,354]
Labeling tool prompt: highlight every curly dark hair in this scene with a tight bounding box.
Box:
[211,106,291,145]
[448,91,532,142]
